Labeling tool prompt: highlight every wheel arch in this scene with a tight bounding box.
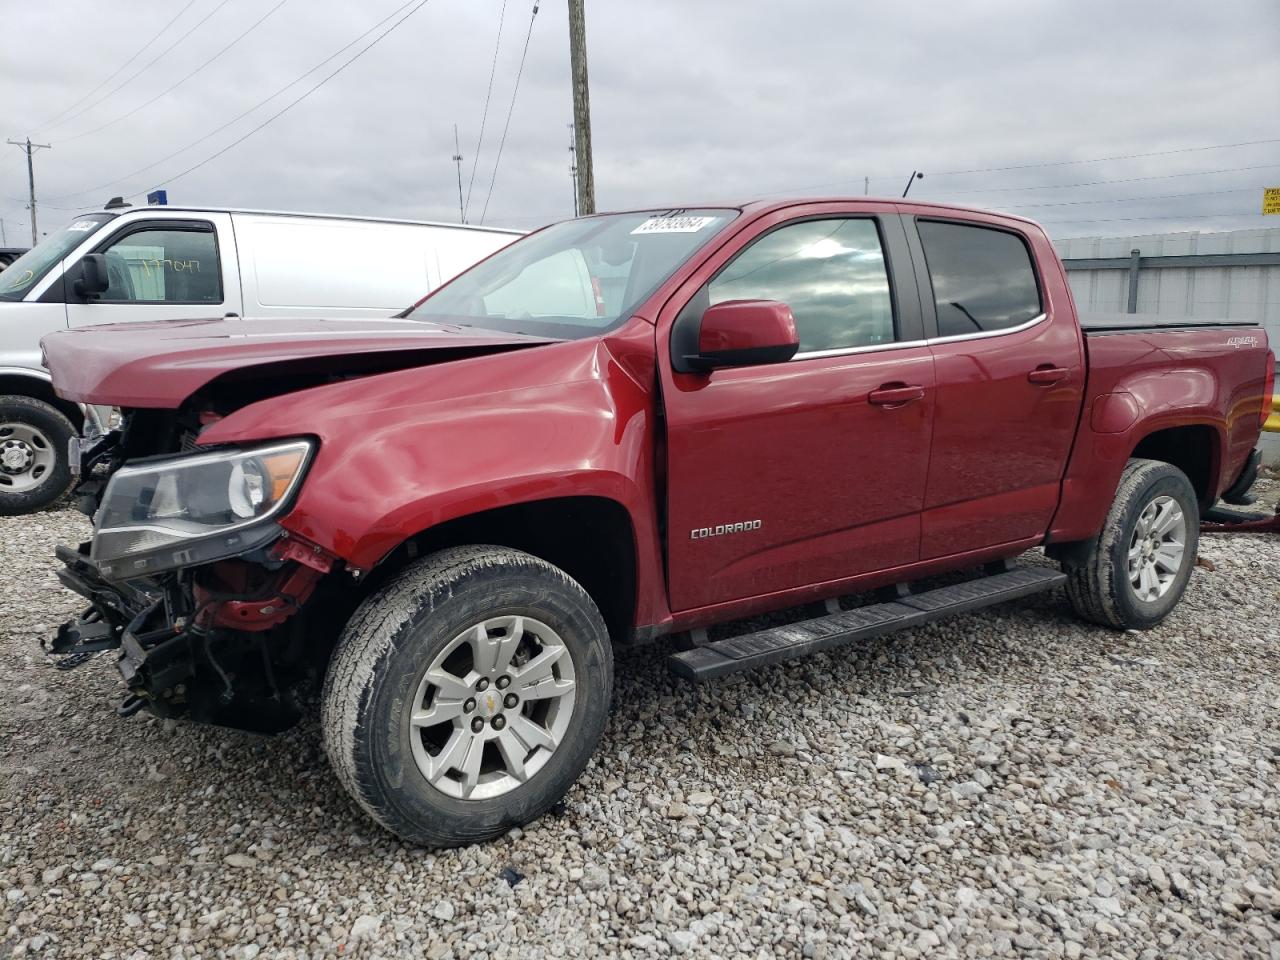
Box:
[364,495,641,645]
[1127,422,1222,509]
[0,369,86,430]
[1049,411,1228,545]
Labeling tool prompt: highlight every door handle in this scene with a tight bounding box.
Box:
[867,383,925,406]
[1027,365,1069,385]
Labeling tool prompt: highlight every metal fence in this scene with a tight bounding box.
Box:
[1055,227,1280,348]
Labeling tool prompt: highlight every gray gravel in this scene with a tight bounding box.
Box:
[2,479,1279,959]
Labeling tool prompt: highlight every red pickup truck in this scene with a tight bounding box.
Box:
[43,199,1273,847]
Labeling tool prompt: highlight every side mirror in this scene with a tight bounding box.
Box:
[683,299,800,371]
[73,254,109,298]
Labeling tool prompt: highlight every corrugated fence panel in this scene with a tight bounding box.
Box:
[1055,227,1280,355]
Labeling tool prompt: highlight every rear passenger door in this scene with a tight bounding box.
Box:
[64,215,241,327]
[905,214,1084,558]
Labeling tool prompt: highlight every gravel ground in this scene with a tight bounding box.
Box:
[2,478,1278,959]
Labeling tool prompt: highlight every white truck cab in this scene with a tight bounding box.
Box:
[0,205,521,514]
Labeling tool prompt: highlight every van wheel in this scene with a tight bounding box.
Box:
[0,396,76,516]
[322,545,613,847]
[1061,458,1199,630]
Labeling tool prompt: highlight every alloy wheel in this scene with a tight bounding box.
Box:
[408,614,577,800]
[1127,494,1186,602]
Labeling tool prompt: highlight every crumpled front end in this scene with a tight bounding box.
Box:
[46,412,351,733]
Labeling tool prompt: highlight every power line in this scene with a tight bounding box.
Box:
[766,137,1280,197]
[116,0,436,200]
[41,0,237,135]
[1003,186,1256,210]
[929,137,1280,178]
[1038,211,1263,225]
[480,1,539,225]
[936,162,1280,198]
[464,0,509,222]
[57,0,291,145]
[31,0,201,132]
[45,0,426,202]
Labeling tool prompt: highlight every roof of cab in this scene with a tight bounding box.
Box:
[571,197,1041,229]
[74,206,526,235]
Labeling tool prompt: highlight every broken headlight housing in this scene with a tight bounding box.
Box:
[91,440,314,580]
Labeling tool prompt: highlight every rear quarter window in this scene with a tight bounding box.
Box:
[917,220,1041,337]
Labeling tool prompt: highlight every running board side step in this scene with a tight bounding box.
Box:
[668,566,1066,682]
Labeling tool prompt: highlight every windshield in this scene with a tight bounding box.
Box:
[0,213,114,302]
[408,209,738,338]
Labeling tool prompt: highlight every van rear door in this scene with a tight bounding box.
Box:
[62,213,241,327]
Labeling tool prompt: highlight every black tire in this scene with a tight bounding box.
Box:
[0,395,76,516]
[321,545,613,848]
[1062,458,1200,630]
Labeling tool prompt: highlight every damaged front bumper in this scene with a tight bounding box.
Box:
[48,538,331,733]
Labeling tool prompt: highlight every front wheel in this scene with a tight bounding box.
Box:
[321,545,613,847]
[0,395,76,516]
[1062,458,1199,630]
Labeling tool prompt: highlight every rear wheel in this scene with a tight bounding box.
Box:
[0,395,76,516]
[322,545,613,847]
[1062,458,1199,630]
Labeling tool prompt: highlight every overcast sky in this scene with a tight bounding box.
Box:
[2,0,1277,245]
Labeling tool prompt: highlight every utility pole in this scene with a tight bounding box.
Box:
[568,122,579,217]
[7,138,51,246]
[864,176,869,196]
[567,0,595,215]
[451,124,466,223]
[0,218,6,246]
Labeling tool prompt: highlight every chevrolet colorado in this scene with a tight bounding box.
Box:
[42,199,1274,847]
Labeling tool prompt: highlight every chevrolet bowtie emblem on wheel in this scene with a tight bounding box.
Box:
[690,520,762,539]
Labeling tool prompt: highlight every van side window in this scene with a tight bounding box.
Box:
[707,218,895,354]
[916,220,1041,337]
[97,227,223,304]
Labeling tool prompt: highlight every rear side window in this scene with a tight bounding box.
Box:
[917,220,1041,337]
[708,218,894,354]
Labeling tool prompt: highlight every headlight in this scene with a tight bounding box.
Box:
[91,440,314,580]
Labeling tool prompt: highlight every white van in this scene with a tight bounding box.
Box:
[0,206,521,514]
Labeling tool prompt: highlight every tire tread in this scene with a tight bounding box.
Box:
[1062,458,1197,630]
[321,545,610,847]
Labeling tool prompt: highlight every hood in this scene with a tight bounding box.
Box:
[42,315,555,408]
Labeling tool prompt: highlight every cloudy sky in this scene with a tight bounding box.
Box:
[1,0,1277,245]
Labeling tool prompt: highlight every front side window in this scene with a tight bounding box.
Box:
[409,209,738,340]
[0,213,113,301]
[708,218,894,354]
[917,220,1041,337]
[97,226,222,304]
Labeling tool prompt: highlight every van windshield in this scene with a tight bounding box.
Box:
[0,214,114,301]
[407,209,737,338]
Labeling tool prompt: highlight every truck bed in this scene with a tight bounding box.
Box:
[1080,311,1260,334]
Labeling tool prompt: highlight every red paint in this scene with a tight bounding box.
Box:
[696,299,798,355]
[43,198,1271,640]
[41,315,551,408]
[1046,327,1270,542]
[196,560,326,631]
[906,205,1086,558]
[1264,353,1276,427]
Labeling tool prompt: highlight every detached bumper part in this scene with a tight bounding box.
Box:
[48,542,304,733]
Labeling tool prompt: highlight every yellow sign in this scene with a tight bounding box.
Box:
[1265,187,1280,215]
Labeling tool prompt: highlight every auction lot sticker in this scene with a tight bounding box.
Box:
[631,215,718,234]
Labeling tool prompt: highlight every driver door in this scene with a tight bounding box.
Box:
[64,215,241,327]
[658,207,935,613]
